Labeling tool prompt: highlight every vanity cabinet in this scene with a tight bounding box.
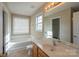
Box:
[38,47,48,57]
[32,43,38,57]
[32,42,48,57]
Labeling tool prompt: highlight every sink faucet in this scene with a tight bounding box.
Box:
[52,40,56,46]
[52,39,61,46]
[51,39,61,51]
[51,40,56,51]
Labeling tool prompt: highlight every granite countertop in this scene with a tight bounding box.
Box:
[32,38,79,57]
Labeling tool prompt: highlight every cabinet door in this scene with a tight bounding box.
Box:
[32,43,38,57]
[38,48,48,57]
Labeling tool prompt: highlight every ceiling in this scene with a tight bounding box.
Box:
[5,2,45,16]
[5,2,79,16]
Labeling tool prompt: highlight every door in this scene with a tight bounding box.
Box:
[52,18,60,39]
[73,12,79,45]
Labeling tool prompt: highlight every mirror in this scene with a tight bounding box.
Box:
[43,17,60,40]
[43,16,71,43]
[43,8,72,43]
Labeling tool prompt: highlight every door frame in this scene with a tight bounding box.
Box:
[2,10,7,56]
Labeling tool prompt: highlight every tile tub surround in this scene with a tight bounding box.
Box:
[31,38,79,57]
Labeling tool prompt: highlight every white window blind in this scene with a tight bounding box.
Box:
[12,16,29,35]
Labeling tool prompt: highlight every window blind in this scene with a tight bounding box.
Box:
[12,16,29,35]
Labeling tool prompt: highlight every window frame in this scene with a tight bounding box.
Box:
[35,15,43,32]
[11,15,30,36]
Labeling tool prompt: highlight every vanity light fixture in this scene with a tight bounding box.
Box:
[44,2,64,12]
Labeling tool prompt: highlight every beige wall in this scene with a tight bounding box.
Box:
[31,8,44,39]
[44,8,71,42]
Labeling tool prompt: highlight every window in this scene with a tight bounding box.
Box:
[12,15,29,35]
[36,15,43,32]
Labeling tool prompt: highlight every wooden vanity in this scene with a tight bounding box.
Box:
[32,43,48,57]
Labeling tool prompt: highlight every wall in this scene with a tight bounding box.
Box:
[44,8,71,42]
[11,14,31,42]
[31,8,44,39]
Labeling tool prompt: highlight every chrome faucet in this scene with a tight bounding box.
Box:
[51,39,61,51]
[52,39,61,46]
[51,39,56,51]
[52,40,56,46]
